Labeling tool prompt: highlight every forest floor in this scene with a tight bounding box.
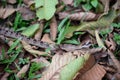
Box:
[0,0,120,80]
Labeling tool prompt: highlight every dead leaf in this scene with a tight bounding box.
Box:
[19,7,35,20]
[95,30,106,50]
[61,0,73,5]
[112,73,120,80]
[41,34,55,44]
[105,34,116,52]
[39,52,76,80]
[78,64,106,80]
[7,0,16,4]
[1,73,10,80]
[23,0,34,7]
[56,5,65,13]
[50,16,57,41]
[0,8,17,19]
[59,12,97,21]
[99,0,110,18]
[22,41,47,56]
[108,50,120,72]
[34,21,44,40]
[16,64,30,78]
[74,55,95,80]
[113,0,120,10]
[31,57,50,66]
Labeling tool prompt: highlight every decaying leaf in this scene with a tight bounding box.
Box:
[7,0,17,4]
[50,16,57,41]
[31,57,50,66]
[105,34,116,51]
[41,34,55,44]
[22,41,47,56]
[60,54,90,80]
[95,30,106,49]
[99,0,110,17]
[16,64,30,78]
[61,0,73,5]
[19,7,35,20]
[0,8,17,19]
[7,0,16,4]
[112,0,120,10]
[78,64,106,80]
[39,49,97,80]
[23,0,34,6]
[59,12,97,21]
[34,21,44,40]
[94,30,120,73]
[65,9,117,38]
[0,73,10,80]
[39,52,76,80]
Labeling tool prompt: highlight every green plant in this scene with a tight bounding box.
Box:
[28,62,46,79]
[74,0,98,11]
[0,48,5,60]
[18,57,30,65]
[13,12,32,31]
[111,23,120,28]
[113,33,120,45]
[0,39,22,74]
[57,19,70,44]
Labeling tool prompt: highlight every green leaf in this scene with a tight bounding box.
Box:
[13,12,22,30]
[7,38,21,54]
[114,33,120,45]
[82,3,92,11]
[91,0,98,8]
[74,0,82,7]
[57,20,70,44]
[0,52,19,64]
[35,0,58,20]
[28,62,46,79]
[63,39,80,45]
[22,24,39,37]
[60,54,90,80]
[58,16,69,32]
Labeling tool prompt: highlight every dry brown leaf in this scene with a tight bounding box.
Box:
[78,64,106,80]
[108,50,120,72]
[59,12,97,21]
[95,30,106,50]
[105,34,116,52]
[0,8,17,19]
[95,30,120,72]
[31,57,50,66]
[39,52,76,80]
[19,7,35,20]
[50,16,57,41]
[113,0,120,10]
[74,55,95,80]
[99,0,110,18]
[16,64,30,78]
[23,0,34,7]
[56,5,65,13]
[0,73,10,80]
[34,21,44,40]
[100,0,110,12]
[41,34,55,44]
[61,0,73,5]
[112,73,120,80]
[22,41,47,56]
[7,0,16,4]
